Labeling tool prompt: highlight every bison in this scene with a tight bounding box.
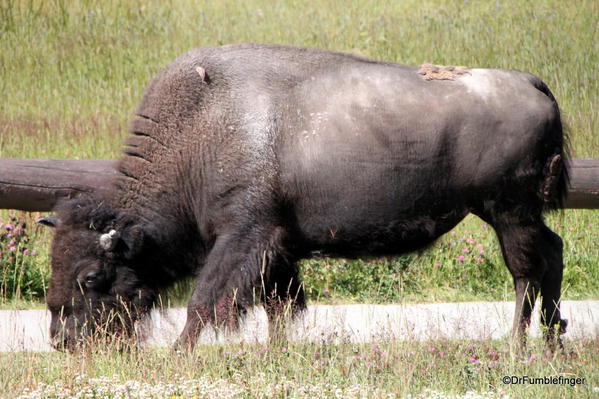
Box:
[38,43,569,351]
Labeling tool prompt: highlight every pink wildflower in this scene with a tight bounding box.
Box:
[528,353,537,362]
[9,246,16,252]
[468,357,481,364]
[435,263,441,268]
[23,249,30,256]
[5,224,13,231]
[281,347,287,353]
[479,249,485,255]
[476,257,484,263]
[458,255,465,263]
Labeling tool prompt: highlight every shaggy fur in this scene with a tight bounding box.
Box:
[43,44,569,350]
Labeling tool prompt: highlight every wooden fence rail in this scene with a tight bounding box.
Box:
[0,158,598,212]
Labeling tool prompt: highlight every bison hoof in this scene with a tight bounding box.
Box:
[559,318,568,334]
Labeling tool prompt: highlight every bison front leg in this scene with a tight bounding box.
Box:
[263,261,306,344]
[174,234,252,350]
[174,227,296,350]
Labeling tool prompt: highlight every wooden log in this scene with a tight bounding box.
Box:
[568,158,599,209]
[0,159,117,212]
[0,158,598,212]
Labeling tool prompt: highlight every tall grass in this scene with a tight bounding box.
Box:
[0,0,597,158]
[0,0,598,306]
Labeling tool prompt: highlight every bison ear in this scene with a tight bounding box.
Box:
[120,224,145,259]
[37,216,59,228]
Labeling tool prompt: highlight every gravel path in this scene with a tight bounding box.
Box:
[1,301,597,352]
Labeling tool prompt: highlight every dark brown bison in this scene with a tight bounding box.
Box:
[38,43,568,351]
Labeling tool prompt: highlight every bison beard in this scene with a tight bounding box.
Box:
[41,43,568,351]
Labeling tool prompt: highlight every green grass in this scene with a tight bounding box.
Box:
[0,2,597,398]
[1,209,597,309]
[2,337,598,398]
[0,0,598,307]
[0,0,597,158]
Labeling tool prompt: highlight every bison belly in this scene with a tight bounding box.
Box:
[275,66,552,257]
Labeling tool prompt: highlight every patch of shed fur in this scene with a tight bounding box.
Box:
[418,63,470,81]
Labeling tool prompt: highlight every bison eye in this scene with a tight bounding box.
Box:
[78,269,104,289]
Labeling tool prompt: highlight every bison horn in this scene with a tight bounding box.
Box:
[99,229,120,251]
[37,216,59,228]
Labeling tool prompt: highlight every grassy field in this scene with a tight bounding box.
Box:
[0,0,597,306]
[1,337,598,398]
[0,1,598,397]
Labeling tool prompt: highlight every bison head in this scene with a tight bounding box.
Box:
[39,198,157,351]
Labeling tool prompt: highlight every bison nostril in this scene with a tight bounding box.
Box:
[84,271,99,288]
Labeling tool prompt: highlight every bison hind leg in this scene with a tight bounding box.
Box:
[473,207,566,349]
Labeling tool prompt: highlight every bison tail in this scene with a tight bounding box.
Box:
[531,77,570,211]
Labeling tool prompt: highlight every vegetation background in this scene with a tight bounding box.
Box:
[0,0,598,398]
[1,0,597,306]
